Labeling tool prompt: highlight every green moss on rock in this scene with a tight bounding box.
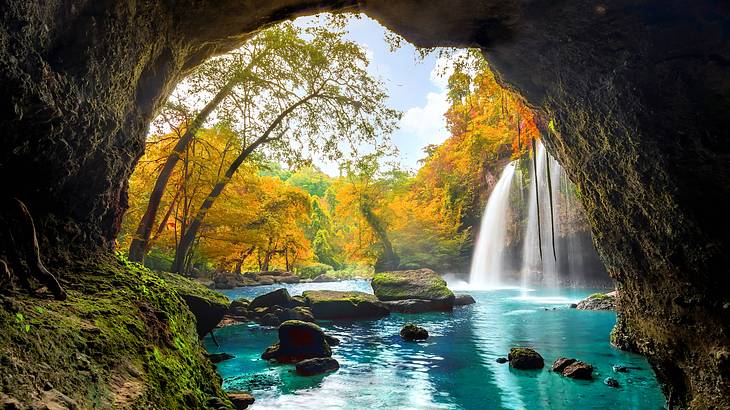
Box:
[302,290,389,320]
[371,269,454,302]
[0,253,228,408]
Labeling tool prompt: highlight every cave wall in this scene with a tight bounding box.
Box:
[1,0,728,408]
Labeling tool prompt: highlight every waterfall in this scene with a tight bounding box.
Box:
[468,140,605,289]
[468,162,516,288]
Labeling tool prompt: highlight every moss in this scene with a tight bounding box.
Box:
[0,253,228,408]
[371,269,454,301]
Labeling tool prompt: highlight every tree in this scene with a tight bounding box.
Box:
[168,22,399,274]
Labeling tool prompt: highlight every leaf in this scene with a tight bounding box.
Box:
[15,312,24,323]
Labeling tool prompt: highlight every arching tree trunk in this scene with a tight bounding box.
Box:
[128,76,239,262]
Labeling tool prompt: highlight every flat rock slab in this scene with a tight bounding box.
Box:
[371,269,455,310]
[303,290,389,320]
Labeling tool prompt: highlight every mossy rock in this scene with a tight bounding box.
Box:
[302,290,389,320]
[157,271,230,337]
[0,253,228,408]
[371,269,454,304]
[261,320,331,363]
[508,347,545,369]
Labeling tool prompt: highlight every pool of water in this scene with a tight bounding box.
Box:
[206,280,666,410]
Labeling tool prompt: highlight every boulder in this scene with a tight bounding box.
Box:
[259,313,282,327]
[562,361,594,379]
[228,392,255,409]
[281,307,315,323]
[313,274,338,283]
[302,290,389,320]
[604,377,620,388]
[207,352,235,363]
[454,294,476,306]
[551,357,577,373]
[158,271,230,337]
[290,295,307,308]
[274,275,301,284]
[382,299,452,313]
[213,272,241,289]
[261,320,331,363]
[295,357,340,376]
[400,323,429,341]
[249,289,294,310]
[508,348,545,369]
[371,269,454,310]
[230,298,250,309]
[576,292,616,310]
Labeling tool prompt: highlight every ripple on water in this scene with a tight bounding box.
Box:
[207,281,665,409]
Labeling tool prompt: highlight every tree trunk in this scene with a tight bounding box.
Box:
[171,95,317,273]
[128,76,239,262]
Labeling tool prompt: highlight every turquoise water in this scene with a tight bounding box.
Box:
[206,281,666,410]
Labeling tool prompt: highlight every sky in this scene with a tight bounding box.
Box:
[294,14,453,176]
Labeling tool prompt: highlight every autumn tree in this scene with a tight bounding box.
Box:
[166,23,399,274]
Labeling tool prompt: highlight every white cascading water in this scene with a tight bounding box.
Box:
[468,162,516,288]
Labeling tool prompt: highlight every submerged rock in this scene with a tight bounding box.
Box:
[249,288,295,310]
[551,357,577,373]
[207,352,235,363]
[454,294,476,306]
[613,364,629,373]
[302,290,389,320]
[562,361,594,379]
[576,292,616,311]
[400,323,429,341]
[295,357,340,376]
[496,357,508,364]
[604,377,620,388]
[371,269,455,311]
[228,392,255,409]
[313,274,338,283]
[508,348,545,369]
[261,321,331,363]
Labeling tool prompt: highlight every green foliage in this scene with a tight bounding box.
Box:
[297,263,335,279]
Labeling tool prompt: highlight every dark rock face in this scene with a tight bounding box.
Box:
[562,361,594,380]
[604,377,620,388]
[295,357,340,376]
[2,1,729,406]
[508,348,544,370]
[261,320,331,363]
[400,324,429,341]
[302,290,389,320]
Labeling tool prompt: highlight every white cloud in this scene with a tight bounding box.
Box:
[399,91,449,146]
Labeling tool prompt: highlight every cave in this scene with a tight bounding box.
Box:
[1,0,728,408]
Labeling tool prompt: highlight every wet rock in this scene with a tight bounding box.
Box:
[290,295,306,308]
[259,313,281,327]
[313,274,338,283]
[227,392,255,409]
[324,334,340,347]
[604,377,620,388]
[508,348,544,369]
[400,323,429,341]
[613,365,629,373]
[371,269,455,311]
[302,290,389,320]
[551,357,577,373]
[207,352,235,363]
[569,303,578,308]
[230,298,250,309]
[454,294,476,306]
[295,357,340,376]
[562,361,593,379]
[261,320,331,363]
[207,396,232,410]
[281,307,315,322]
[576,292,616,311]
[249,289,294,310]
[382,299,452,313]
[496,357,508,364]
